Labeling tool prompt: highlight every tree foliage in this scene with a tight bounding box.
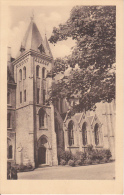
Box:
[49,6,116,69]
[48,6,116,112]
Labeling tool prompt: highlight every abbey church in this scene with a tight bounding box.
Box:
[7,17,115,168]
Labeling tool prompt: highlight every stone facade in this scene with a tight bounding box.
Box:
[7,49,16,165]
[54,99,115,159]
[8,18,58,167]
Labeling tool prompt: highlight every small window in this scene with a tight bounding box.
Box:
[23,67,26,79]
[43,90,46,105]
[20,91,22,103]
[7,91,11,105]
[24,90,26,102]
[19,69,22,81]
[36,65,39,77]
[7,113,11,128]
[37,88,39,104]
[42,67,45,79]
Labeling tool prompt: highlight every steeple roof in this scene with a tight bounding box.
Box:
[17,17,53,58]
[44,34,53,58]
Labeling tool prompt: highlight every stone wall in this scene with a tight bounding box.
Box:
[16,105,35,166]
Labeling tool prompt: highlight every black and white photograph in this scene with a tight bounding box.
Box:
[6,4,117,181]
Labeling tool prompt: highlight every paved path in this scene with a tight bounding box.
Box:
[18,162,115,180]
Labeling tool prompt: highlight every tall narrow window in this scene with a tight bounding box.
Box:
[19,69,22,81]
[39,108,45,128]
[43,90,46,105]
[7,91,11,105]
[23,66,26,79]
[94,123,99,146]
[68,120,74,146]
[36,65,39,77]
[20,91,22,103]
[37,88,39,104]
[8,145,12,159]
[7,139,13,159]
[7,113,11,128]
[82,122,87,146]
[24,90,26,102]
[42,67,45,79]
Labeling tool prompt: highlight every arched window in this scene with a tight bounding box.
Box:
[39,108,46,128]
[7,139,13,159]
[23,66,26,79]
[42,67,46,79]
[82,122,87,146]
[7,91,11,105]
[19,69,22,80]
[7,113,11,128]
[94,123,99,146]
[36,65,40,77]
[68,120,74,146]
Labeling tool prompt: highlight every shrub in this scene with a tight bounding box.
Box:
[60,159,66,166]
[26,162,33,169]
[65,151,73,163]
[57,148,66,164]
[68,159,75,167]
[57,149,73,164]
[85,159,92,165]
[86,144,93,152]
[75,160,82,166]
[95,159,100,164]
[19,164,27,171]
[100,157,108,163]
[104,149,112,160]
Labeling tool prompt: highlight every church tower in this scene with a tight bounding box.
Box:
[12,16,58,167]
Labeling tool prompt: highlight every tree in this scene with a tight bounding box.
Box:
[49,6,116,69]
[48,6,116,112]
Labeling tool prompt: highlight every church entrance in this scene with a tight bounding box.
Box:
[37,135,49,166]
[38,147,46,164]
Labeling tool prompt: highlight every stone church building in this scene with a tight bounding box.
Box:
[7,17,115,168]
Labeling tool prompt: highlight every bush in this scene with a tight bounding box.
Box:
[65,151,73,163]
[105,149,112,160]
[100,157,108,163]
[86,144,93,152]
[26,162,33,169]
[75,160,82,166]
[57,149,73,164]
[95,159,100,164]
[57,148,66,164]
[60,159,66,166]
[84,159,92,165]
[7,162,18,180]
[68,159,75,167]
[19,164,27,171]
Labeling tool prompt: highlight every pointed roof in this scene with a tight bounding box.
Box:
[44,34,53,58]
[17,17,53,58]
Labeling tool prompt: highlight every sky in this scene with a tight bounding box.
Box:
[8,6,76,59]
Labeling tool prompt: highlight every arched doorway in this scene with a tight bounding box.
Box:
[38,146,46,164]
[38,136,48,165]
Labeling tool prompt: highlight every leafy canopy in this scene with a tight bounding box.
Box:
[48,6,116,112]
